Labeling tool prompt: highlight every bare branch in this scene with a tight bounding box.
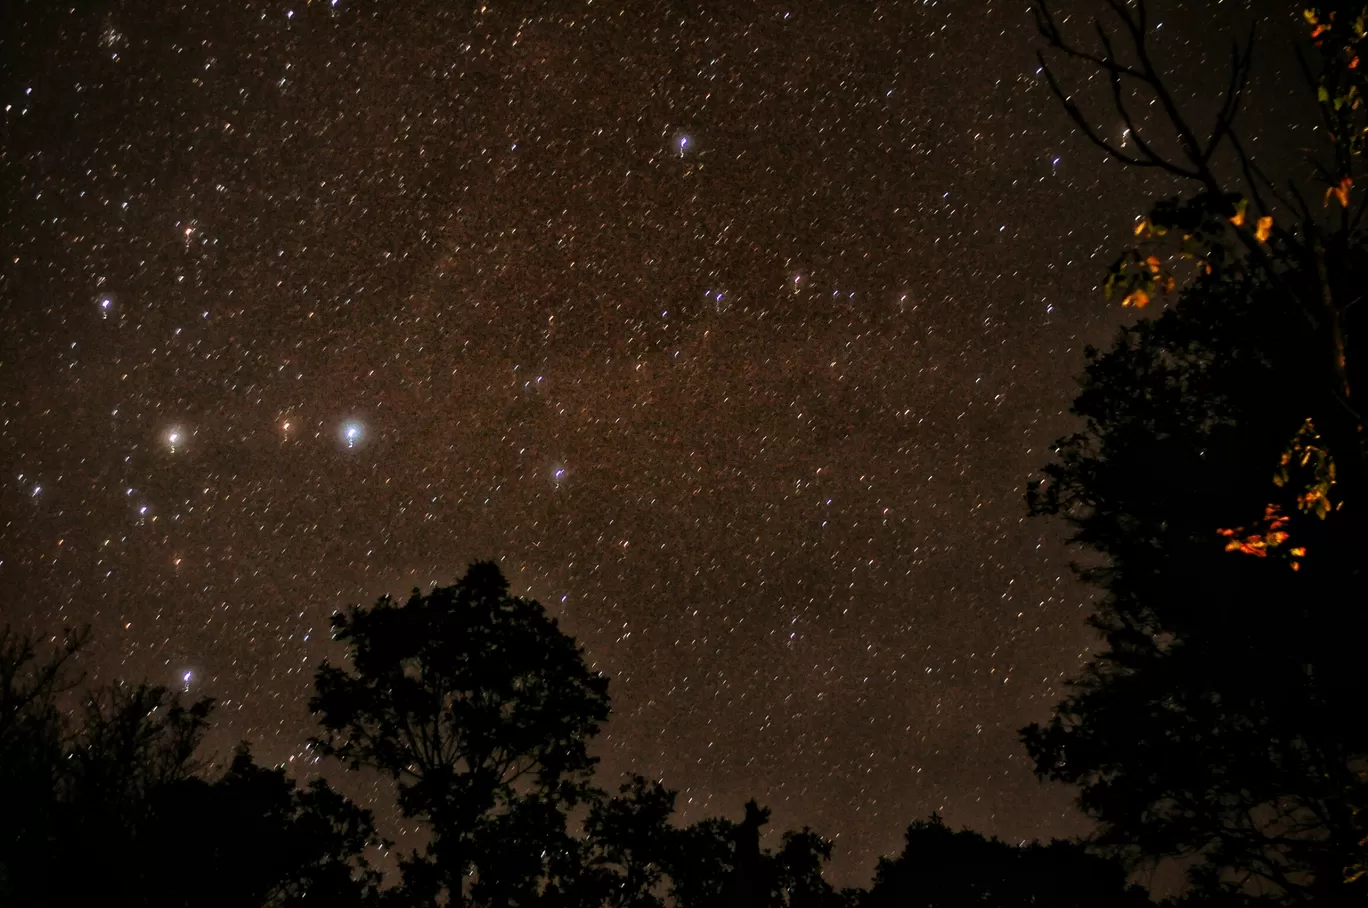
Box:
[1037,51,1202,176]
[1206,26,1257,168]
[1035,1,1147,80]
[1034,1,1227,181]
[1095,26,1198,176]
[1228,134,1283,217]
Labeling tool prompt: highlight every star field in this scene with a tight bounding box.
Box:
[1,0,1225,884]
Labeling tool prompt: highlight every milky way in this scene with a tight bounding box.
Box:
[1,0,1259,883]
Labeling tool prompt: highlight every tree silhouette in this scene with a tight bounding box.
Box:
[0,624,86,894]
[309,561,611,905]
[1033,0,1366,504]
[575,776,857,908]
[144,745,383,908]
[1027,3,1368,901]
[772,827,859,908]
[861,815,1151,907]
[660,798,852,908]
[1024,272,1368,903]
[5,589,1166,906]
[0,626,380,908]
[581,775,679,906]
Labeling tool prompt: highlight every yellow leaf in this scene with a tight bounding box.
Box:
[1122,289,1150,308]
[1326,176,1353,207]
[1133,218,1148,237]
[1255,216,1273,242]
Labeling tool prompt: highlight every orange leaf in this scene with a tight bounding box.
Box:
[1122,289,1150,308]
[1255,216,1273,242]
[1326,176,1353,207]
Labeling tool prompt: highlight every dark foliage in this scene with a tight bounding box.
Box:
[581,775,678,906]
[1026,1,1368,902]
[2,574,1158,907]
[3,564,1162,907]
[861,814,1151,907]
[310,561,612,904]
[307,565,859,906]
[0,626,380,907]
[1024,272,1368,903]
[144,746,384,907]
[587,788,854,908]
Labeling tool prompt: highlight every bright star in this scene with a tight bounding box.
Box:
[165,427,184,452]
[342,421,363,448]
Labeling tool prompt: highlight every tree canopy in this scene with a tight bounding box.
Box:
[1025,1,1368,903]
[863,815,1151,908]
[0,626,381,908]
[310,561,612,904]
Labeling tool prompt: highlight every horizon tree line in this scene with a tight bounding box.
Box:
[0,566,1150,907]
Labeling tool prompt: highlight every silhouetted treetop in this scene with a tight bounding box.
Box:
[0,626,380,908]
[310,561,611,905]
[863,815,1151,908]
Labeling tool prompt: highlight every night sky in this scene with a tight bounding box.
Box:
[2,0,1261,884]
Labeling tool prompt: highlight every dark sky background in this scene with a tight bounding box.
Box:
[1,0,1282,885]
